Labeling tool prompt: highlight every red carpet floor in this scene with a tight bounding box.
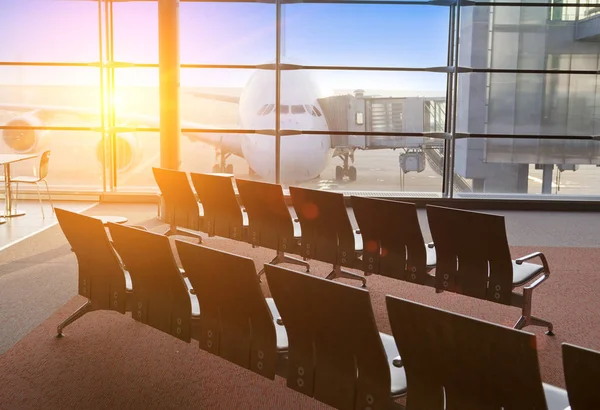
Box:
[1,238,599,409]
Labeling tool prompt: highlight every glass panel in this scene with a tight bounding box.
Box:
[181,133,275,183]
[0,130,104,192]
[0,66,101,155]
[280,69,448,133]
[282,4,450,67]
[182,67,276,183]
[181,2,275,65]
[290,137,445,196]
[113,1,158,63]
[456,72,600,136]
[112,68,276,187]
[0,0,100,63]
[454,138,600,197]
[112,68,270,128]
[113,131,160,192]
[459,4,600,71]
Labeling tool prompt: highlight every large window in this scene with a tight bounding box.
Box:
[1,0,600,201]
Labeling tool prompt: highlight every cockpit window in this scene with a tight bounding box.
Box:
[313,106,323,117]
[257,104,268,115]
[263,104,274,115]
[291,105,306,114]
[280,105,289,114]
[257,104,274,116]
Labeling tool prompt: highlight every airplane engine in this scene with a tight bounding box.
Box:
[2,114,50,153]
[95,132,143,173]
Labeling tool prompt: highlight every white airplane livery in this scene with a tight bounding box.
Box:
[0,68,335,184]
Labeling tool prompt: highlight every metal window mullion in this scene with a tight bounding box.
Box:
[443,3,456,198]
[447,0,462,199]
[109,0,117,190]
[275,0,282,185]
[97,0,107,193]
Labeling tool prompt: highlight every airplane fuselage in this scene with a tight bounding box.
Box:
[235,69,331,183]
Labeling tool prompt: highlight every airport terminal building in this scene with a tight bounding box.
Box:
[2,0,600,201]
[456,0,600,194]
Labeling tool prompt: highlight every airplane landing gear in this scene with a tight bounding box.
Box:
[212,149,233,174]
[333,147,357,182]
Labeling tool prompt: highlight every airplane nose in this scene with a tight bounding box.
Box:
[280,118,301,131]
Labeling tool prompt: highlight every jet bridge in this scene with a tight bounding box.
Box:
[317,92,472,192]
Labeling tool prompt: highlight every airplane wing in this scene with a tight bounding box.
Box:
[0,103,244,157]
[188,92,240,105]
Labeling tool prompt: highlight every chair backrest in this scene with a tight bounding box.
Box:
[563,343,600,409]
[152,167,203,231]
[236,179,296,251]
[189,172,245,240]
[386,295,548,409]
[352,196,429,284]
[264,264,392,409]
[175,240,279,379]
[55,208,127,313]
[39,150,51,179]
[289,186,356,267]
[108,223,193,342]
[425,205,514,305]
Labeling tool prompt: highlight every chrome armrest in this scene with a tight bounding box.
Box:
[524,273,549,290]
[127,224,148,231]
[516,251,550,275]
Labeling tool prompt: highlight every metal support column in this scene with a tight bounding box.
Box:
[542,164,554,194]
[158,0,181,170]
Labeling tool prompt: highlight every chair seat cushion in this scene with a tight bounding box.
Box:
[542,383,570,410]
[293,220,301,239]
[512,261,544,286]
[379,332,407,396]
[426,245,437,268]
[9,176,40,183]
[124,270,133,292]
[354,230,363,252]
[266,297,289,351]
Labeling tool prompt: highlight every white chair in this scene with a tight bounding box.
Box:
[11,150,54,218]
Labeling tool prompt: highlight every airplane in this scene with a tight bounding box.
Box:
[0,67,363,184]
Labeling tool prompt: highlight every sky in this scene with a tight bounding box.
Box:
[0,0,450,93]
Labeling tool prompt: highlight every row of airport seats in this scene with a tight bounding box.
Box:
[54,207,596,409]
[152,167,553,334]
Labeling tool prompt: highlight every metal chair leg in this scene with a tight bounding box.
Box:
[326,265,367,288]
[34,182,44,218]
[13,182,19,214]
[42,179,54,215]
[513,287,554,335]
[258,251,311,282]
[57,300,92,337]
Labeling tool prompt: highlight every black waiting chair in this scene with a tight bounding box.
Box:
[265,264,406,409]
[289,186,365,287]
[108,223,200,342]
[54,208,131,337]
[562,343,600,409]
[236,179,309,277]
[426,205,554,334]
[351,196,435,285]
[386,296,569,409]
[189,172,247,241]
[176,240,288,379]
[152,167,203,242]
